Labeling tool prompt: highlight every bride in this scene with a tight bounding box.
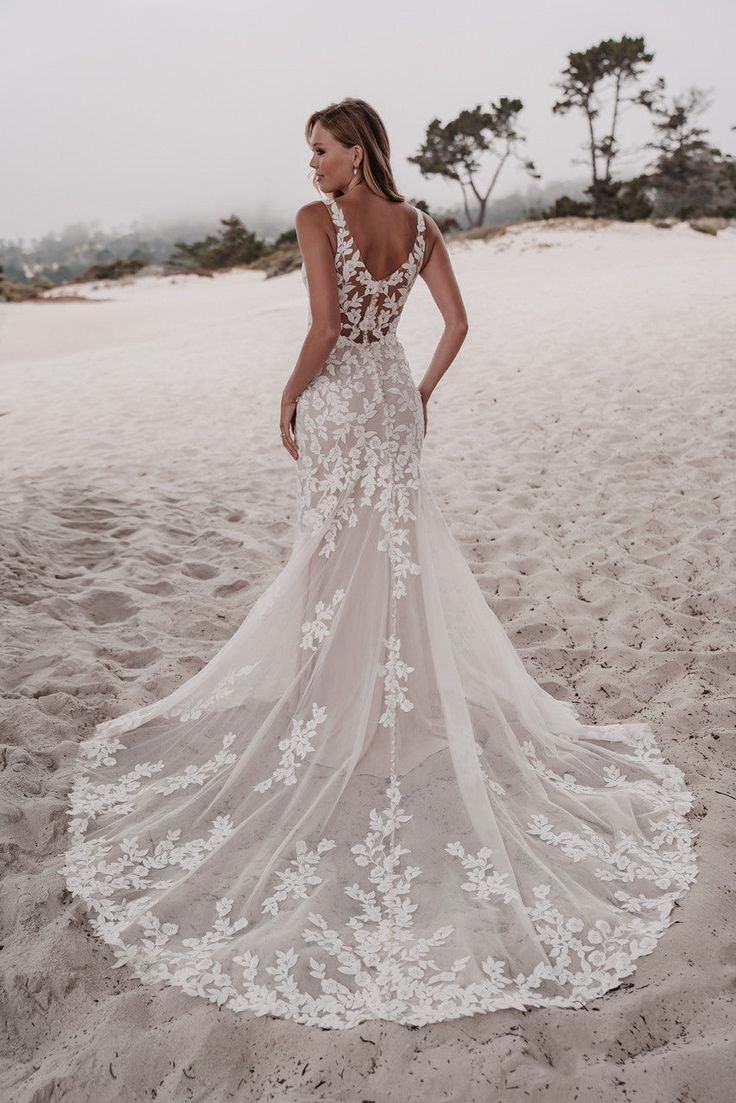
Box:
[59,97,699,1030]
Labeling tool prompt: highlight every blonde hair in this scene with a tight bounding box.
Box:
[305,97,404,203]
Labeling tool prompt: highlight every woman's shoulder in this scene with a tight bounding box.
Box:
[414,208,440,259]
[416,206,438,232]
[295,198,329,222]
[294,200,334,239]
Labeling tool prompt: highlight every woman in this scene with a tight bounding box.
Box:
[59,98,698,1030]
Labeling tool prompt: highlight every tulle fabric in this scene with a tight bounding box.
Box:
[58,197,698,1030]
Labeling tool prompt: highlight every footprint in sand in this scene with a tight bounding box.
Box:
[182,561,220,580]
[80,590,139,625]
[214,579,251,598]
[100,645,163,669]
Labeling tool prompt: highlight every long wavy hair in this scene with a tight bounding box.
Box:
[305,98,404,203]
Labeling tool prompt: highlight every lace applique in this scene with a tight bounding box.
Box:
[322,195,425,346]
[522,738,685,810]
[377,635,414,730]
[262,838,337,916]
[68,757,166,835]
[151,731,237,795]
[169,664,258,723]
[475,741,507,797]
[527,810,697,891]
[299,588,345,651]
[252,703,328,793]
[60,772,698,1029]
[78,733,127,770]
[446,842,521,905]
[59,813,236,925]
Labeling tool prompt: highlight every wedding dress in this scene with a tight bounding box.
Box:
[59,194,699,1030]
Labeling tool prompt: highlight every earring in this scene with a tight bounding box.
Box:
[353,167,357,175]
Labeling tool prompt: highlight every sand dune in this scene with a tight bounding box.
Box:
[1,218,734,1101]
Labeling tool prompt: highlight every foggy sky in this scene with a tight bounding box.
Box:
[2,0,734,241]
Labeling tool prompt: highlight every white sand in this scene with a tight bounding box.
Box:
[1,218,734,1101]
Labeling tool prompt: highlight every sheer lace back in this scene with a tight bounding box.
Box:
[322,194,425,345]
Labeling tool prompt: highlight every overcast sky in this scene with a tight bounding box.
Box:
[2,0,734,242]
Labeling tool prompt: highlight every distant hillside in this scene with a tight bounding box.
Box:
[0,177,591,293]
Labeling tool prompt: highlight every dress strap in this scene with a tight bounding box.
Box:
[324,194,423,241]
[321,194,345,232]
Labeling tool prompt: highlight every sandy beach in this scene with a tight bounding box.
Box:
[1,217,734,1101]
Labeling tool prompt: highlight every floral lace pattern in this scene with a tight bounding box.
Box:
[58,190,699,1030]
[299,588,345,651]
[475,740,507,797]
[151,731,237,795]
[60,767,697,1029]
[61,813,236,930]
[262,838,337,916]
[446,841,522,905]
[322,195,425,346]
[521,737,687,811]
[252,702,328,793]
[527,810,696,892]
[169,664,258,723]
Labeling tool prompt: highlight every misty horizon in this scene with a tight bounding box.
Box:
[2,0,734,244]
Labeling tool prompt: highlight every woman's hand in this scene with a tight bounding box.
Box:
[280,393,299,461]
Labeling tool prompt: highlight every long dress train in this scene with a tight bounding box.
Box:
[58,194,699,1030]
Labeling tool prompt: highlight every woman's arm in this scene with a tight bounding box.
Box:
[417,215,469,404]
[284,203,342,401]
[280,204,341,460]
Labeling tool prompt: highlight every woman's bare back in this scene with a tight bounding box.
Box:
[325,192,435,281]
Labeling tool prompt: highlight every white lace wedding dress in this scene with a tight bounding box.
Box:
[59,194,699,1030]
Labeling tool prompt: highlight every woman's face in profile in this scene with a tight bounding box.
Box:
[308,121,354,194]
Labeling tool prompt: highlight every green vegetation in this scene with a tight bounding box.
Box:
[546,36,735,221]
[0,215,298,297]
[79,258,148,281]
[170,215,265,271]
[408,98,539,229]
[410,34,734,226]
[645,87,736,219]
